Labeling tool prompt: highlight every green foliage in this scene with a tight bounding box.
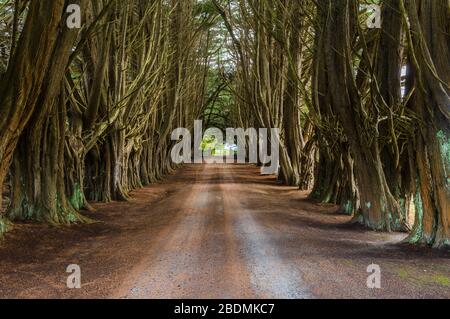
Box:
[194,0,217,17]
[201,135,221,154]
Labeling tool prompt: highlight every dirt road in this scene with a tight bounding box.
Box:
[0,164,449,299]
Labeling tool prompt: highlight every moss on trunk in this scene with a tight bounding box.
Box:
[0,216,11,237]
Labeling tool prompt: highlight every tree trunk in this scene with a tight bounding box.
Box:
[321,0,407,231]
[6,4,87,224]
[0,1,66,220]
[405,0,450,248]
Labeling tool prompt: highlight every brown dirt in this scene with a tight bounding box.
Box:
[0,164,449,299]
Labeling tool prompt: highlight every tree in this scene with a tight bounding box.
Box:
[0,0,68,228]
[403,0,450,248]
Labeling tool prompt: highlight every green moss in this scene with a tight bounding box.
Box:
[437,130,450,189]
[339,200,356,216]
[390,215,402,231]
[431,275,450,287]
[434,239,450,250]
[340,259,354,266]
[437,130,450,159]
[0,216,11,237]
[395,266,450,288]
[6,194,36,222]
[396,267,410,279]
[56,196,78,224]
[69,183,84,211]
[66,212,81,223]
[408,184,424,244]
[342,200,353,215]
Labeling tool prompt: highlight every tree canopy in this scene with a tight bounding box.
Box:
[0,0,448,248]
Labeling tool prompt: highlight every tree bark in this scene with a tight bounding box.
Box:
[404,0,450,248]
[0,1,66,219]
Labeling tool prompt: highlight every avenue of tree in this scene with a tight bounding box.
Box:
[0,0,448,249]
